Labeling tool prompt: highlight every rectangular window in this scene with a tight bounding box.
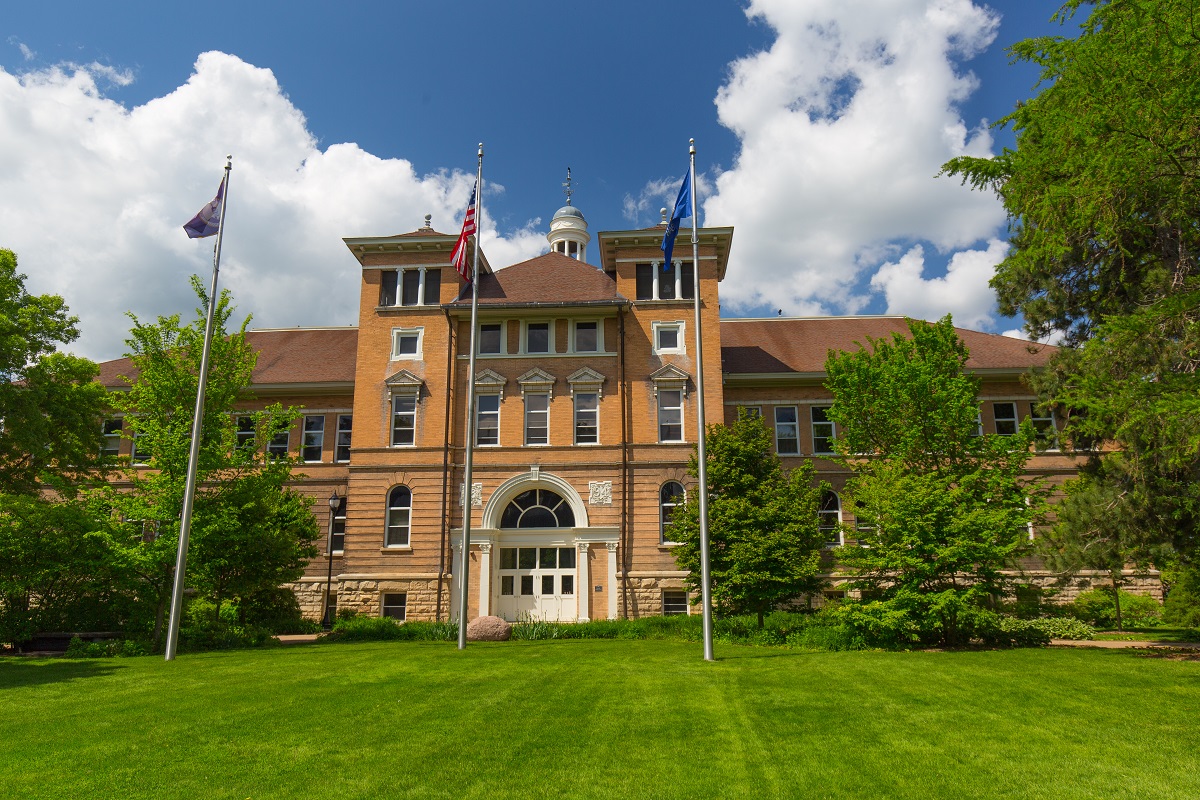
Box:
[574,321,598,352]
[235,416,256,450]
[971,409,983,437]
[391,395,417,446]
[561,575,574,595]
[132,431,152,464]
[267,429,289,459]
[331,497,346,553]
[658,389,683,442]
[401,269,422,306]
[525,394,549,445]
[501,575,514,596]
[1030,403,1058,450]
[479,323,502,355]
[380,269,397,306]
[335,414,352,462]
[994,402,1018,436]
[101,418,123,456]
[774,406,799,454]
[681,263,695,299]
[811,406,835,454]
[476,395,500,446]
[302,415,325,462]
[574,392,598,444]
[422,268,441,305]
[520,575,534,596]
[526,322,550,354]
[382,593,407,621]
[391,327,422,359]
[739,406,762,420]
[653,321,684,354]
[659,260,677,299]
[636,263,654,300]
[663,591,688,616]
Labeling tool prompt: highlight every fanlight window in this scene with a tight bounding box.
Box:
[500,489,575,529]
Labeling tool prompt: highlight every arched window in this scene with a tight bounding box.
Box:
[386,486,412,547]
[660,481,686,543]
[818,491,842,546]
[500,488,575,528]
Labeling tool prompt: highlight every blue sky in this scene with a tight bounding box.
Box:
[1,1,1077,361]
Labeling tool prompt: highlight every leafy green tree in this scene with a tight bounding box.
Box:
[0,494,124,648]
[101,278,318,645]
[0,248,107,494]
[826,317,1041,646]
[672,409,826,627]
[942,0,1199,347]
[942,0,1200,566]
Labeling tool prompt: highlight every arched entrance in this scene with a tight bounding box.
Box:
[451,469,617,623]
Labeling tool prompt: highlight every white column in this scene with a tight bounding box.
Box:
[651,260,660,300]
[478,542,492,617]
[449,541,463,621]
[576,541,590,623]
[417,267,426,305]
[606,541,619,620]
[674,259,683,299]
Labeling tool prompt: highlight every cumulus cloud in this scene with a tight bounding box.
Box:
[622,173,717,227]
[0,52,546,362]
[869,238,1007,329]
[699,0,1008,323]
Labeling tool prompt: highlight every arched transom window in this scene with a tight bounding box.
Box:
[500,488,575,529]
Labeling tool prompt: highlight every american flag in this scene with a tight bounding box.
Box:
[450,181,477,282]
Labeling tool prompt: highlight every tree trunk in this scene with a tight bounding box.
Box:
[757,609,765,629]
[152,595,167,652]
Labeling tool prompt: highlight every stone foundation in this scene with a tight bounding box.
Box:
[287,577,452,621]
[620,575,691,618]
[1020,570,1163,603]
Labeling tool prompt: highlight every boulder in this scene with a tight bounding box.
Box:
[466,615,512,642]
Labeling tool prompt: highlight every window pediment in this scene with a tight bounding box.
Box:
[517,368,556,399]
[567,366,606,398]
[474,368,508,400]
[385,368,424,397]
[649,364,690,397]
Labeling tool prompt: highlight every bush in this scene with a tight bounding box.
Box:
[239,587,319,634]
[1027,617,1095,640]
[1163,564,1200,628]
[1071,588,1162,627]
[65,636,149,658]
[322,616,457,643]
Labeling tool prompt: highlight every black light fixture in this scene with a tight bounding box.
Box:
[322,490,341,630]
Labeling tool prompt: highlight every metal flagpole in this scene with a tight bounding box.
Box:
[165,155,232,662]
[458,144,484,650]
[688,139,715,662]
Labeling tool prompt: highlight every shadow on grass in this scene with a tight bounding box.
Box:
[0,658,126,688]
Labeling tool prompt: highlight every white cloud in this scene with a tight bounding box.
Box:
[869,238,1007,328]
[700,0,1008,322]
[0,52,546,362]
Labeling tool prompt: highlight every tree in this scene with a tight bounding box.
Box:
[942,0,1200,347]
[0,248,107,494]
[100,278,318,645]
[671,409,826,627]
[942,0,1200,565]
[825,317,1041,646]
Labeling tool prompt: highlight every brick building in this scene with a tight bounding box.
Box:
[98,198,1085,623]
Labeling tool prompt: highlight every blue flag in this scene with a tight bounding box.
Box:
[661,170,691,266]
[183,177,225,238]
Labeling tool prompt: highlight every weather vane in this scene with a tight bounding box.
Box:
[562,167,575,206]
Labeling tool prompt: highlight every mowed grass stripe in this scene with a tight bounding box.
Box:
[1,641,1197,799]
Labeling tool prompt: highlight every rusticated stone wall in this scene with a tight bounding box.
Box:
[620,573,692,618]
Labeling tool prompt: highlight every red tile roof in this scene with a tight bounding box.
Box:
[97,327,359,389]
[450,252,627,307]
[720,317,1057,375]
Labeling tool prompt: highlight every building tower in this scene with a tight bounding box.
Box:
[547,167,590,261]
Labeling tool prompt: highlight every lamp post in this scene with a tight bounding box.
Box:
[322,490,340,630]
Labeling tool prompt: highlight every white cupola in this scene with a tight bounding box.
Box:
[546,167,590,262]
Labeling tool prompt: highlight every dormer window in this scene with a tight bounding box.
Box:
[635,262,695,301]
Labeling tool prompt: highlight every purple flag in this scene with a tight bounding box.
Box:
[183,177,225,238]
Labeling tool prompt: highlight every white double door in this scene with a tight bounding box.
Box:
[495,545,577,622]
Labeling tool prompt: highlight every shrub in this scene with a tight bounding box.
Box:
[1027,617,1095,640]
[65,636,149,658]
[1163,564,1200,628]
[1071,589,1162,627]
[239,587,318,634]
[323,616,457,643]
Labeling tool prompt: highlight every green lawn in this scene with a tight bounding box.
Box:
[2,640,1197,799]
[1091,627,1200,643]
